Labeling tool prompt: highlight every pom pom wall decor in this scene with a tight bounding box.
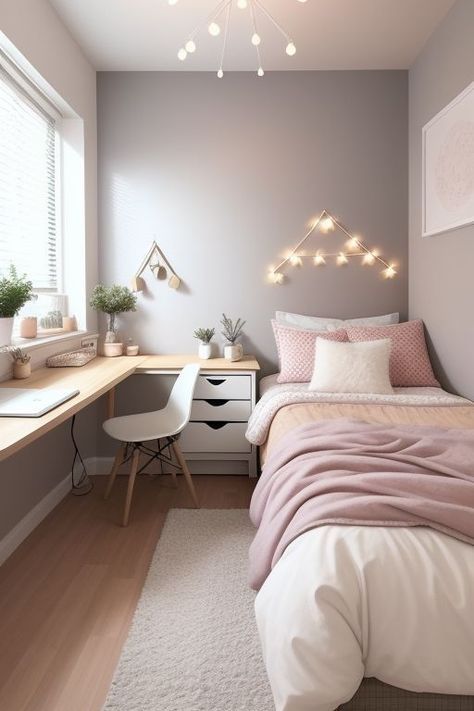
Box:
[268,209,398,285]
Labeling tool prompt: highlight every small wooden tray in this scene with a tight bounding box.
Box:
[46,347,96,368]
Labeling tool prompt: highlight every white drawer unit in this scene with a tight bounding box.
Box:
[193,375,251,400]
[136,358,260,477]
[180,422,251,454]
[191,399,252,422]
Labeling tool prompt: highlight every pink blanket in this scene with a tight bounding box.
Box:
[249,419,474,589]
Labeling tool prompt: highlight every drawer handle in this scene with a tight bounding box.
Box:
[204,421,228,430]
[205,378,226,386]
[204,399,229,407]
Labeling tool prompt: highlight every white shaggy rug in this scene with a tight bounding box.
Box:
[103,509,274,711]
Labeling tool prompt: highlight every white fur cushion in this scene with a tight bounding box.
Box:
[309,338,393,394]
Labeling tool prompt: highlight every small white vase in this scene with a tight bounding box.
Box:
[0,317,14,346]
[224,343,243,362]
[198,342,212,360]
[13,361,31,379]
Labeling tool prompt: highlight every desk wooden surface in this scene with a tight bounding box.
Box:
[0,354,260,462]
[0,356,146,462]
[137,354,260,372]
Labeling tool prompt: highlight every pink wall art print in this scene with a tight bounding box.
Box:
[422,81,474,237]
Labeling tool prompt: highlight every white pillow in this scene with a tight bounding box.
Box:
[276,310,399,331]
[309,338,393,394]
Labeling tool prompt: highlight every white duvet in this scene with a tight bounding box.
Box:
[255,524,474,711]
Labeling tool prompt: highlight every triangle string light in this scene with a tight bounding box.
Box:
[168,0,308,78]
[268,209,398,284]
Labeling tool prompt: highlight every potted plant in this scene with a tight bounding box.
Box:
[3,346,32,379]
[220,314,245,362]
[0,266,34,346]
[193,327,215,360]
[90,284,137,356]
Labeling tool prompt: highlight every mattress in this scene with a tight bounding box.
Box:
[258,375,474,464]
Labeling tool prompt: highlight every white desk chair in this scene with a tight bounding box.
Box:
[103,363,200,526]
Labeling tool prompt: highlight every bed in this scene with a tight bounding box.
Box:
[247,373,474,711]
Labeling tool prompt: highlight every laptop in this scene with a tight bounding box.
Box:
[0,387,80,417]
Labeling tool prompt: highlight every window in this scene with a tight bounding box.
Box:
[0,61,59,292]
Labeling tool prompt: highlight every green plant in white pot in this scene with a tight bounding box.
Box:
[90,284,137,356]
[0,266,34,346]
[193,327,215,360]
[220,314,245,362]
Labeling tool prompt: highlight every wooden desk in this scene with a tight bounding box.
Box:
[136,354,260,373]
[0,355,260,470]
[0,356,146,462]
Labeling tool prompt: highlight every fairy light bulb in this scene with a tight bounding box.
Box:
[251,33,261,46]
[348,236,360,250]
[337,253,348,266]
[270,271,284,284]
[217,68,224,78]
[285,42,296,56]
[314,252,326,266]
[383,265,396,279]
[168,0,179,5]
[177,48,187,61]
[185,39,196,53]
[208,22,221,36]
[237,0,248,7]
[290,255,303,267]
[257,67,264,77]
[319,216,334,233]
[363,251,376,265]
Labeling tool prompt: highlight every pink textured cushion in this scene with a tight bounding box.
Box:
[346,320,439,387]
[272,320,348,383]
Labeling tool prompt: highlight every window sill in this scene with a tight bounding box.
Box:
[11,330,98,354]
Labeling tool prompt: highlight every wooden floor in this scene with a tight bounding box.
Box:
[0,474,255,711]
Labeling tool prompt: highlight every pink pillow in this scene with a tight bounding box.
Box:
[272,320,348,383]
[346,320,439,387]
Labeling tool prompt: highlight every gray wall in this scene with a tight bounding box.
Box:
[98,71,408,375]
[409,0,474,397]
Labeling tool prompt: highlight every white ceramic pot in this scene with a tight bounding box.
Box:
[0,317,14,346]
[199,342,212,360]
[224,343,243,362]
[20,317,37,338]
[13,361,31,379]
[103,342,123,357]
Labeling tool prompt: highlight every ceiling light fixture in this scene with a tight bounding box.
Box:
[168,0,307,78]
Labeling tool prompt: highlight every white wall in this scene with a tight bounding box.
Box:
[409,0,474,397]
[0,0,99,544]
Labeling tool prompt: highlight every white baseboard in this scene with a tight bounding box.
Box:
[0,474,71,567]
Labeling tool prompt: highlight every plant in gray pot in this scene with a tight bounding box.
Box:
[0,266,34,346]
[90,284,137,356]
[220,314,245,362]
[194,327,215,360]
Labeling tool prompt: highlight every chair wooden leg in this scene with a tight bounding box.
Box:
[122,448,140,527]
[104,443,125,500]
[171,441,199,508]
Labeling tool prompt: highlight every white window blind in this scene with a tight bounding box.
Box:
[0,65,58,291]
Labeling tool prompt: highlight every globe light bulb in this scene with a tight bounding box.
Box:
[168,0,179,5]
[363,252,375,265]
[347,236,360,250]
[290,255,303,267]
[177,48,187,61]
[185,40,196,53]
[314,252,326,266]
[270,271,284,284]
[296,0,308,3]
[337,253,348,266]
[217,68,224,78]
[319,216,334,233]
[257,67,264,77]
[285,42,296,56]
[251,33,261,46]
[237,0,248,7]
[383,265,396,279]
[208,22,221,36]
